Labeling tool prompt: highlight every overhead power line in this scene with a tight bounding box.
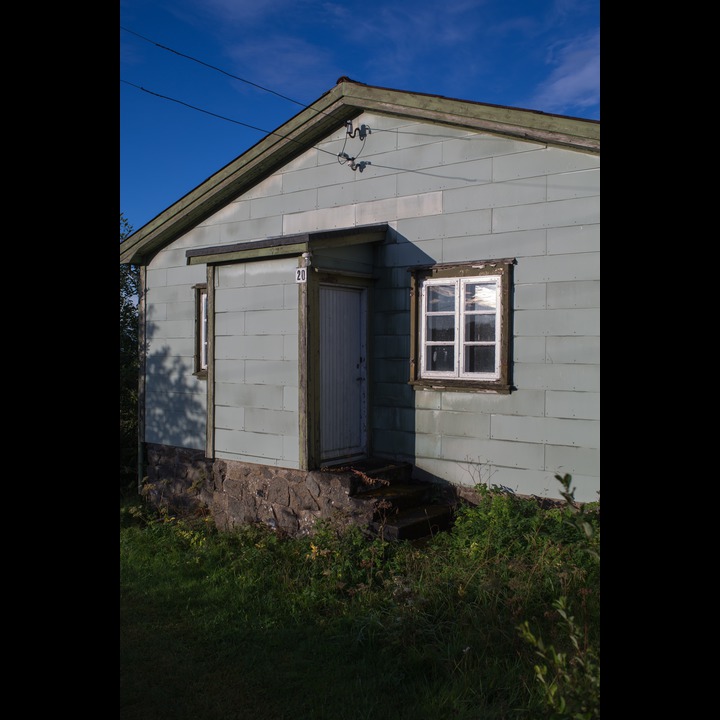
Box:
[121,29,486,179]
[120,26,361,141]
[121,79,340,159]
[121,79,482,182]
[120,26,476,142]
[121,26,310,110]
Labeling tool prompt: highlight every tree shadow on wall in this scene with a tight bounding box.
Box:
[142,319,207,449]
[135,320,210,513]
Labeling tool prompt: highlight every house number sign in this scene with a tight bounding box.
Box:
[295,267,308,283]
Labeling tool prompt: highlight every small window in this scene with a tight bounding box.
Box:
[194,284,208,377]
[410,260,513,393]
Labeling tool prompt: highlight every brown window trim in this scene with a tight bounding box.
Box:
[193,283,208,379]
[409,258,515,393]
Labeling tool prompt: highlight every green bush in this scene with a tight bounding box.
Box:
[121,474,599,719]
[516,474,600,719]
[518,596,600,720]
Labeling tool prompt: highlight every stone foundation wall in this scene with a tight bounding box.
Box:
[142,444,215,516]
[139,443,565,537]
[141,443,380,537]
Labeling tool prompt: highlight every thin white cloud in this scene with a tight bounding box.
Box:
[189,0,298,24]
[225,35,338,100]
[526,29,600,116]
[150,0,599,117]
[326,1,490,89]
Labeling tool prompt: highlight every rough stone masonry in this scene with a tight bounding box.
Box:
[141,443,388,537]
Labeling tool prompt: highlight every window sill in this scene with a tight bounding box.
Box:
[193,370,208,380]
[409,379,513,394]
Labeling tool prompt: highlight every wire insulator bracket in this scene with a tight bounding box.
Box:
[345,121,371,140]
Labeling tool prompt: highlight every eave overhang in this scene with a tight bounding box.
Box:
[185,223,389,265]
[120,78,600,266]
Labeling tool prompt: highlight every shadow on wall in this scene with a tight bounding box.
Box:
[369,229,436,464]
[143,320,206,449]
[137,320,212,513]
[137,227,441,505]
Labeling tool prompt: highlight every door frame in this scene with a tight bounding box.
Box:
[299,269,373,470]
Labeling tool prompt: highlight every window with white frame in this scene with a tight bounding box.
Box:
[410,259,513,393]
[194,284,208,377]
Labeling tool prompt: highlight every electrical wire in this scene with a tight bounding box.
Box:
[120,79,339,158]
[120,26,468,141]
[121,26,309,110]
[121,27,370,164]
[121,79,484,181]
[121,29,490,177]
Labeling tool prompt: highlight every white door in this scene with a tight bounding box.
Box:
[319,284,367,463]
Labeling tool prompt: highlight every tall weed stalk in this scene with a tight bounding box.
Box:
[517,474,600,719]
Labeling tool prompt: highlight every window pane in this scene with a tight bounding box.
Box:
[465,282,497,311]
[427,285,455,312]
[465,314,495,342]
[198,290,209,372]
[427,345,454,371]
[427,315,455,341]
[464,345,495,373]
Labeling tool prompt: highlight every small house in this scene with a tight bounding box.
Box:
[120,78,599,536]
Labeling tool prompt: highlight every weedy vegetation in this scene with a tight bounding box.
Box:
[120,474,599,720]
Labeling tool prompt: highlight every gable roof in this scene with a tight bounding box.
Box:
[120,77,600,265]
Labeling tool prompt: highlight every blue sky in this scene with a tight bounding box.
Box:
[120,0,600,234]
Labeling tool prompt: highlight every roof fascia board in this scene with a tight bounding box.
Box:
[120,79,599,265]
[120,84,360,265]
[338,81,600,153]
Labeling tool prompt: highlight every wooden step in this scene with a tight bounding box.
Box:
[320,459,413,494]
[372,504,453,541]
[352,481,430,507]
[328,459,455,541]
[358,462,413,483]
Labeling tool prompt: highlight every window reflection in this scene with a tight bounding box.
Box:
[427,285,455,312]
[465,282,497,311]
[464,346,494,373]
[427,345,454,371]
[427,315,455,341]
[464,315,495,342]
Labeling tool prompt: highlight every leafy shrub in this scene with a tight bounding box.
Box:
[121,473,599,719]
[517,474,600,719]
[518,596,600,720]
[303,517,399,595]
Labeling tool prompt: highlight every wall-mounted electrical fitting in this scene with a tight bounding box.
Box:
[345,121,371,140]
[337,152,370,172]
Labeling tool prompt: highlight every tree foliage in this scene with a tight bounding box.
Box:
[120,213,139,490]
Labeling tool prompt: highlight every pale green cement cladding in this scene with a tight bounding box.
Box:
[141,108,599,502]
[214,256,299,467]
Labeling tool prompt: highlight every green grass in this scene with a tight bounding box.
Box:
[120,482,600,720]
